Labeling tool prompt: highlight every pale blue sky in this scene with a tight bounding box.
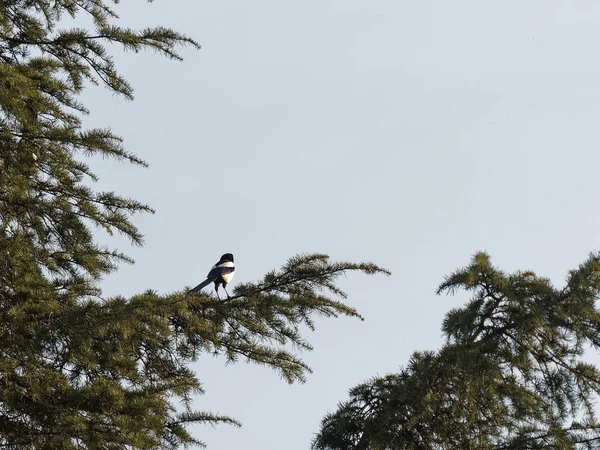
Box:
[83,1,600,448]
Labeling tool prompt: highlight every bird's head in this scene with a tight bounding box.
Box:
[220,253,234,263]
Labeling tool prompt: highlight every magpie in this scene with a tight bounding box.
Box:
[189,253,235,299]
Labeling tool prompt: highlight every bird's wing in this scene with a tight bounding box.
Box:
[189,262,235,294]
[206,262,235,278]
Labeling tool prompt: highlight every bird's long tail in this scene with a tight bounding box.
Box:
[189,278,214,293]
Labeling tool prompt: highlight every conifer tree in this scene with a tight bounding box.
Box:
[0,2,390,448]
[313,252,600,450]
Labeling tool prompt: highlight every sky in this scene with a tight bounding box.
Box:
[79,1,600,448]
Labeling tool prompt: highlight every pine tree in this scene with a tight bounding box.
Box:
[313,252,600,450]
[0,2,390,448]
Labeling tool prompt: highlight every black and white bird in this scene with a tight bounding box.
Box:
[189,253,235,299]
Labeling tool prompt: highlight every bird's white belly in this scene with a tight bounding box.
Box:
[222,272,234,284]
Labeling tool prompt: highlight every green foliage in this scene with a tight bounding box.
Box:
[0,1,390,448]
[313,252,600,450]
